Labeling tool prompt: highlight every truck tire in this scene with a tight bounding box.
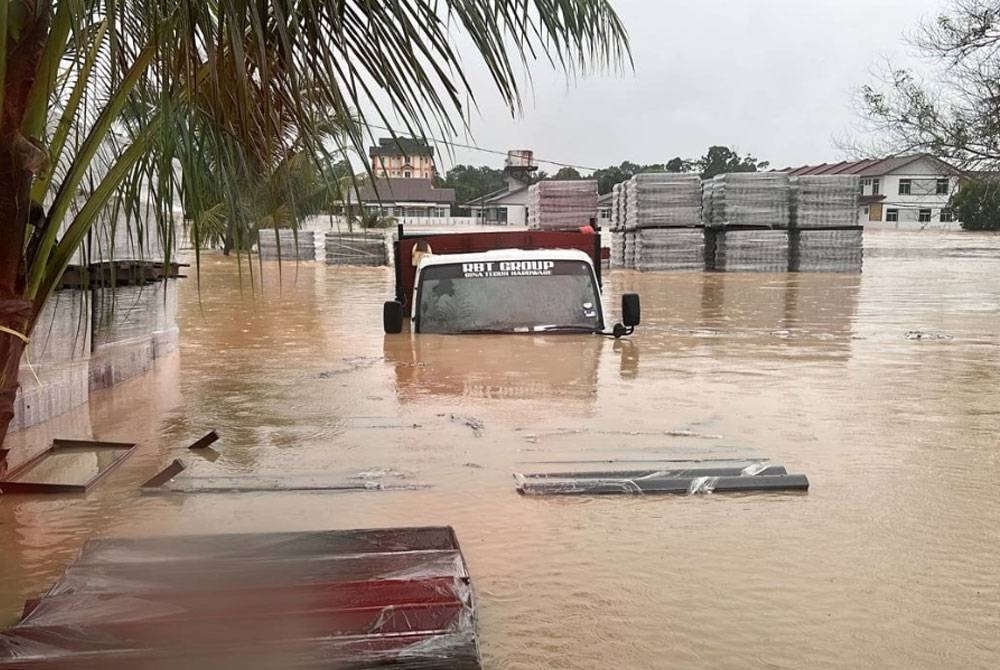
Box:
[383,301,404,334]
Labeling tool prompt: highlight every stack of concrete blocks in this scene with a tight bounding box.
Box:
[257,229,318,261]
[325,233,388,266]
[527,180,599,230]
[711,173,790,272]
[609,183,626,268]
[789,175,864,272]
[13,201,181,431]
[624,174,704,272]
[10,292,91,432]
[88,211,180,392]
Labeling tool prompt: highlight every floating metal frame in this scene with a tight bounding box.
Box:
[0,439,137,494]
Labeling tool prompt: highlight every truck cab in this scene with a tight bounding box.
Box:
[383,227,639,337]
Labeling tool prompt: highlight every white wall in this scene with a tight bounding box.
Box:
[859,158,961,229]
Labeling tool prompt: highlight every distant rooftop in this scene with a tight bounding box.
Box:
[369,137,435,159]
[778,153,961,177]
[350,178,454,204]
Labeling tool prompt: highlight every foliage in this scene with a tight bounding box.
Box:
[552,166,582,180]
[949,179,1000,230]
[665,157,693,173]
[696,146,769,179]
[857,0,1000,169]
[440,164,507,207]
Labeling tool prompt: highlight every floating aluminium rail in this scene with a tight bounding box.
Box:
[514,463,809,496]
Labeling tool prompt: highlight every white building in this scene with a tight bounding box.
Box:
[784,154,963,230]
[464,150,538,226]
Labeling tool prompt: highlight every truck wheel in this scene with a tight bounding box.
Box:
[383,300,404,334]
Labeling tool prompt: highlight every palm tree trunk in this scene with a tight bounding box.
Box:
[0,146,34,476]
[0,2,53,468]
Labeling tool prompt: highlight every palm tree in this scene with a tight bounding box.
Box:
[0,0,629,459]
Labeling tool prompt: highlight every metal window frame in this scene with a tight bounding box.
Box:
[0,439,137,494]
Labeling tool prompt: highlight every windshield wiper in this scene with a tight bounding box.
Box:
[534,325,600,334]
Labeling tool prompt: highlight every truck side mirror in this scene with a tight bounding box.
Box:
[383,301,404,334]
[622,293,641,327]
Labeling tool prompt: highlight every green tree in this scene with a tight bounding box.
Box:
[857,1,1000,169]
[552,166,583,180]
[442,165,507,211]
[591,161,643,194]
[0,0,630,456]
[697,146,769,179]
[949,179,1000,231]
[665,157,693,173]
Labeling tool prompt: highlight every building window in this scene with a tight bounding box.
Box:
[936,178,949,195]
[403,171,411,178]
[872,179,880,195]
[918,209,931,222]
[886,208,899,222]
[898,179,911,195]
[392,171,399,177]
[863,207,869,215]
[940,209,954,222]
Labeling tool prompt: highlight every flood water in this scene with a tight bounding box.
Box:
[2,229,999,668]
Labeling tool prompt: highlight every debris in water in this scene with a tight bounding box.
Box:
[513,463,808,496]
[187,430,219,450]
[905,330,952,341]
[0,527,482,667]
[451,414,485,437]
[1,438,137,494]
[463,463,484,469]
[663,430,724,440]
[318,356,382,377]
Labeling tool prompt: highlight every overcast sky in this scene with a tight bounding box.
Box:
[424,0,949,174]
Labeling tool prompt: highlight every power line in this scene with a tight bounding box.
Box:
[363,123,601,172]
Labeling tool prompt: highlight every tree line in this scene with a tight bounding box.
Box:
[438,146,768,208]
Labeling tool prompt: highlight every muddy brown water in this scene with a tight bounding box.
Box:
[2,230,999,668]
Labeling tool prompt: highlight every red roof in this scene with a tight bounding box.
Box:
[778,154,960,177]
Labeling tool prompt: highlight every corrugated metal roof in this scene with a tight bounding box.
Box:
[351,178,455,204]
[369,137,435,158]
[782,154,961,177]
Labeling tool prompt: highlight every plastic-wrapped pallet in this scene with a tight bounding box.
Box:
[610,230,626,268]
[611,184,622,230]
[624,173,702,229]
[792,228,863,272]
[624,231,637,269]
[701,180,715,226]
[527,180,598,230]
[714,229,789,272]
[711,173,790,228]
[790,175,860,228]
[634,228,706,271]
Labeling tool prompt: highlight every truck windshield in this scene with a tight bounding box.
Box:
[417,259,602,334]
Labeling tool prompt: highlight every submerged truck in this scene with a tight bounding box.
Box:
[383,226,640,337]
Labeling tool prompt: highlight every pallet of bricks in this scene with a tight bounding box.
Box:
[609,183,626,268]
[622,173,704,271]
[527,180,598,230]
[789,175,863,272]
[708,173,790,271]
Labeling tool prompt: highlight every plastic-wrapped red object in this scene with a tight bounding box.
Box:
[0,527,480,669]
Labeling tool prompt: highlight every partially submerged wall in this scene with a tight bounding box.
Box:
[12,207,180,432]
[11,280,180,433]
[10,291,91,433]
